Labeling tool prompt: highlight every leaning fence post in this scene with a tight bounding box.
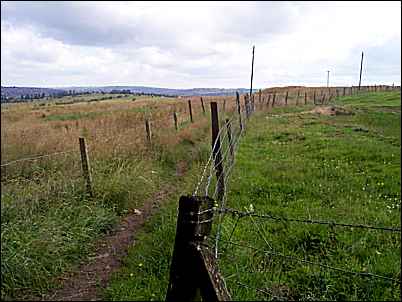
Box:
[79,137,93,197]
[200,97,206,115]
[173,111,178,131]
[165,195,230,301]
[210,102,225,202]
[145,118,152,145]
[188,100,193,123]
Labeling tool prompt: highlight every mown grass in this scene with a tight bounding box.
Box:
[103,91,400,301]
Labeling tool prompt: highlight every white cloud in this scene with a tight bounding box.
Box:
[1,1,401,88]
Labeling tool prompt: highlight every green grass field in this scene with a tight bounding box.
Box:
[103,91,401,301]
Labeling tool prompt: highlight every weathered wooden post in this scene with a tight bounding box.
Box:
[222,99,226,114]
[296,90,300,106]
[173,111,178,131]
[321,94,326,105]
[166,195,231,301]
[258,89,262,106]
[285,91,288,106]
[313,91,316,105]
[272,93,276,107]
[210,102,225,202]
[236,92,243,131]
[145,118,152,145]
[188,100,194,123]
[79,137,93,197]
[226,118,234,161]
[267,94,271,108]
[200,97,206,115]
[304,92,307,105]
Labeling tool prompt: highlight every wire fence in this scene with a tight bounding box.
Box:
[186,86,401,299]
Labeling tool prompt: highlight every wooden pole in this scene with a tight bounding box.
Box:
[285,91,288,106]
[210,102,225,202]
[222,99,226,114]
[236,92,243,131]
[200,97,206,115]
[267,94,271,108]
[145,118,152,145]
[343,87,346,96]
[249,45,255,100]
[79,137,93,197]
[359,51,364,90]
[188,100,193,123]
[173,111,178,131]
[166,195,231,301]
[226,119,234,161]
[272,93,276,107]
[296,90,300,106]
[304,92,307,105]
[313,91,316,105]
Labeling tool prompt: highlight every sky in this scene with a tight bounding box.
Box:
[1,1,401,89]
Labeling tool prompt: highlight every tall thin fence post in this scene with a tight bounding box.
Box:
[343,87,346,96]
[226,118,234,161]
[200,97,206,115]
[296,90,300,106]
[267,94,271,108]
[285,91,288,106]
[188,100,193,123]
[173,111,178,131]
[79,137,93,197]
[313,91,316,105]
[236,92,243,131]
[272,93,276,107]
[145,118,152,145]
[222,99,226,114]
[304,92,307,105]
[210,102,225,202]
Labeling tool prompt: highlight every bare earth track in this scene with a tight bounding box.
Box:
[40,187,174,301]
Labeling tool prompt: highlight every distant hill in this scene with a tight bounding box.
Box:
[1,86,65,100]
[1,85,255,102]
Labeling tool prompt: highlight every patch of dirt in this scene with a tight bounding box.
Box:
[40,187,174,301]
[310,106,354,116]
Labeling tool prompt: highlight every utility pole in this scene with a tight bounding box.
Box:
[326,70,330,88]
[358,51,364,90]
[249,45,255,99]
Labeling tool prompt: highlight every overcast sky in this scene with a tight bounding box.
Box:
[1,1,401,88]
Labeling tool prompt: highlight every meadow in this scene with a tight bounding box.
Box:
[1,89,400,300]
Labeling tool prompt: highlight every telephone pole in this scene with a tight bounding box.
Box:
[358,51,364,90]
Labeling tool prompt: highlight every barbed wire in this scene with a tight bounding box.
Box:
[217,207,401,232]
[1,150,77,167]
[217,239,400,283]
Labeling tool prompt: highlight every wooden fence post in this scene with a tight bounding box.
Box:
[304,92,307,105]
[321,94,326,105]
[296,90,300,106]
[267,94,271,108]
[258,89,262,107]
[236,92,243,131]
[79,137,93,197]
[188,100,194,123]
[173,111,178,131]
[145,118,152,145]
[226,118,234,161]
[210,102,225,202]
[201,97,206,115]
[272,93,276,107]
[222,99,226,114]
[166,195,231,301]
[285,91,288,106]
[313,91,316,105]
